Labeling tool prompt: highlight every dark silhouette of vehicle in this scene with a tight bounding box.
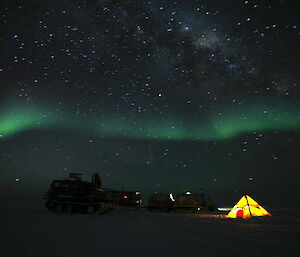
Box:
[44,173,120,214]
[175,191,217,212]
[147,193,175,211]
[118,190,143,208]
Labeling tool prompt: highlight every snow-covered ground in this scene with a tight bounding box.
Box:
[0,201,299,257]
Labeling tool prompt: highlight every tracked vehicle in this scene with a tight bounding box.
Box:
[119,190,143,208]
[175,191,217,212]
[175,192,204,212]
[44,173,120,214]
[147,193,175,211]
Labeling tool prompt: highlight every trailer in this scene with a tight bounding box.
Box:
[118,190,143,208]
[147,193,175,212]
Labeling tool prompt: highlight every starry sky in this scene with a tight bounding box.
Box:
[0,0,299,206]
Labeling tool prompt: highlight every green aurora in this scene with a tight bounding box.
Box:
[0,101,299,141]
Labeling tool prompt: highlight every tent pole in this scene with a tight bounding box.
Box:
[245,195,252,217]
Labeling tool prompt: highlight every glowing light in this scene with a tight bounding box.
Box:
[236,209,244,218]
[227,195,271,218]
[169,193,175,202]
[0,100,299,141]
[218,207,232,211]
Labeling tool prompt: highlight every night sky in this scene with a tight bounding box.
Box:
[0,0,299,206]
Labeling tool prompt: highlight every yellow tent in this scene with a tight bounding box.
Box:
[227,195,271,218]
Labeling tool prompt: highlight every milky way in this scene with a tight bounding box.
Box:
[0,1,299,204]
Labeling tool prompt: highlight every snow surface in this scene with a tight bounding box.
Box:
[0,200,299,257]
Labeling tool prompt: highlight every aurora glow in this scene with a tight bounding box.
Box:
[1,1,300,224]
[0,101,299,141]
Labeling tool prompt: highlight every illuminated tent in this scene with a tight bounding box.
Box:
[227,195,271,218]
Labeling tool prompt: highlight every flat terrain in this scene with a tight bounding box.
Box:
[0,204,299,257]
